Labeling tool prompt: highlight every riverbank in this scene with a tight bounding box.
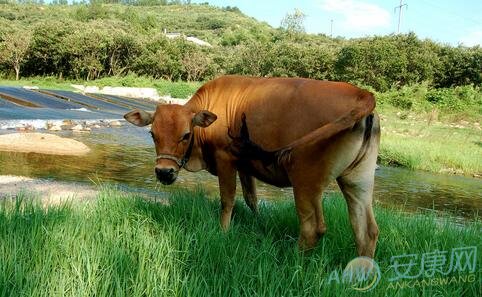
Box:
[378,109,481,177]
[0,76,480,177]
[0,175,97,204]
[0,187,480,296]
[0,76,201,99]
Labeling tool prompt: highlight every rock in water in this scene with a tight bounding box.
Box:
[109,120,122,127]
[71,124,83,131]
[0,133,90,156]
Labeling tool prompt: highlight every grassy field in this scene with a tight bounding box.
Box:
[0,187,480,296]
[377,109,481,177]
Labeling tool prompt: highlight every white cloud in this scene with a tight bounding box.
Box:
[318,0,391,31]
[460,29,482,47]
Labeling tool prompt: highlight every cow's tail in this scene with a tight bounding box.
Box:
[228,90,377,169]
[343,112,380,171]
[277,90,376,165]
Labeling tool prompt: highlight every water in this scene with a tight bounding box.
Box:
[0,86,157,121]
[0,126,480,220]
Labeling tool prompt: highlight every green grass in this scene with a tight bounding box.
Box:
[0,77,76,91]
[90,75,202,98]
[0,187,480,296]
[378,109,481,176]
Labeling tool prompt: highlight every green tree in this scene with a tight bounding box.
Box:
[436,46,482,87]
[268,40,334,79]
[106,31,141,76]
[182,51,211,81]
[25,21,73,78]
[64,26,110,80]
[280,9,305,34]
[0,27,32,80]
[226,41,271,76]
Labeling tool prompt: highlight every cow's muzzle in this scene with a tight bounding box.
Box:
[155,167,178,185]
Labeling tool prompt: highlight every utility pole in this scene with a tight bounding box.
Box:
[330,19,333,37]
[394,0,408,34]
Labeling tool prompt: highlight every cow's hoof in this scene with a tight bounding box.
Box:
[298,236,319,252]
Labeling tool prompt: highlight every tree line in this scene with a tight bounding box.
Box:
[0,3,480,92]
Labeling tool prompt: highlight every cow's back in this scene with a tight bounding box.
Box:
[190,75,372,151]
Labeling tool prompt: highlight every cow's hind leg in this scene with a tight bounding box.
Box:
[292,183,327,251]
[239,171,258,213]
[336,147,379,258]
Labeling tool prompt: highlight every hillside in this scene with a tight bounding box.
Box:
[0,3,480,93]
[0,3,277,46]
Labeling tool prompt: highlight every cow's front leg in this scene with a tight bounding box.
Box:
[217,158,237,230]
[238,171,258,213]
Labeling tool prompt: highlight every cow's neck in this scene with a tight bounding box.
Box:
[183,130,207,172]
[183,95,209,172]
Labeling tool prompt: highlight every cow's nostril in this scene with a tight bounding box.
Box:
[155,168,173,176]
[155,167,177,184]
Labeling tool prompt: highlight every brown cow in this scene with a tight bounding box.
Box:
[124,75,380,257]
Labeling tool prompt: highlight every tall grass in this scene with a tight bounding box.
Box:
[0,188,480,296]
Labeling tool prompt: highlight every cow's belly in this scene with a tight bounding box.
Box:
[236,159,291,187]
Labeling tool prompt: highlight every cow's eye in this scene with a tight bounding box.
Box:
[180,132,191,142]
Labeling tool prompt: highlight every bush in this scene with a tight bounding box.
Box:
[425,85,481,112]
[1,3,481,91]
[152,80,200,98]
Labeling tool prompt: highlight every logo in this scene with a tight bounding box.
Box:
[327,256,381,292]
[326,246,477,292]
[344,257,381,291]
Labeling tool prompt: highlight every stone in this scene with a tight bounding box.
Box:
[109,120,122,127]
[71,124,83,131]
[0,133,90,156]
[49,125,62,131]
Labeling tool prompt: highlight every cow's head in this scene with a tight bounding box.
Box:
[124,104,217,185]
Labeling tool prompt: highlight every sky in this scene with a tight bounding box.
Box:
[192,0,482,46]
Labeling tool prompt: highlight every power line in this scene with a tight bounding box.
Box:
[394,0,408,34]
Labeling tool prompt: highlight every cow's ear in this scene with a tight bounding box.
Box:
[124,109,154,127]
[193,110,217,128]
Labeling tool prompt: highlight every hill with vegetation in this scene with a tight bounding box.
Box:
[1,2,480,89]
